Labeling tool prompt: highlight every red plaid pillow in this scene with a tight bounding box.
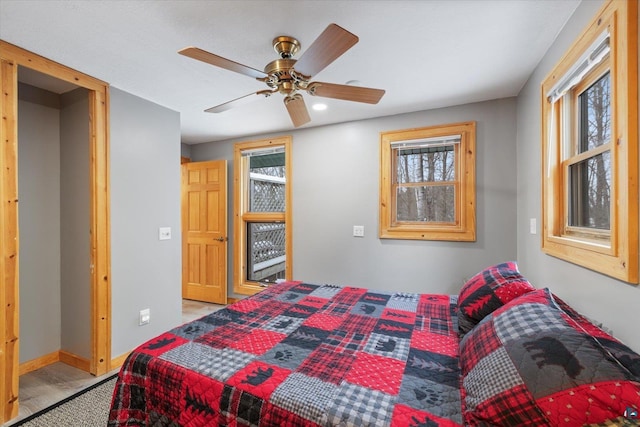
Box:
[457,262,534,335]
[459,288,640,427]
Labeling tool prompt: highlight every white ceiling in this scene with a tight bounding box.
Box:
[0,0,581,144]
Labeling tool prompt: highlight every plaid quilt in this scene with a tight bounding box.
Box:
[459,288,640,426]
[108,282,464,426]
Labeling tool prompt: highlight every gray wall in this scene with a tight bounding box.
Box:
[18,86,93,362]
[181,143,191,159]
[110,87,182,358]
[18,85,183,363]
[17,96,62,363]
[516,0,640,353]
[60,88,90,358]
[192,97,518,297]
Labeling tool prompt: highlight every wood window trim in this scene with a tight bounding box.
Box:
[541,0,638,283]
[379,121,476,241]
[233,136,293,295]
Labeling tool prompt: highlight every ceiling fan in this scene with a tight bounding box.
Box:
[179,23,385,127]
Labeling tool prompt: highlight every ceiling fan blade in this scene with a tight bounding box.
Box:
[205,90,274,113]
[179,47,268,79]
[284,94,311,127]
[307,82,385,104]
[293,24,358,77]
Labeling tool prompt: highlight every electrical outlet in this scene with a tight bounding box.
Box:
[353,225,365,237]
[139,308,150,325]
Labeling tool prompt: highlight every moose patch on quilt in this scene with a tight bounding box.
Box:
[108,282,464,426]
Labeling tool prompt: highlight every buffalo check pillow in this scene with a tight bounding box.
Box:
[457,262,535,335]
[459,287,640,427]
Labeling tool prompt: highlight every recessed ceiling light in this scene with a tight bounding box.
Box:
[312,103,327,111]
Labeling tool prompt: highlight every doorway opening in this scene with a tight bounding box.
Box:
[0,41,111,423]
[17,67,92,373]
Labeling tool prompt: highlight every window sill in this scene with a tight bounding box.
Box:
[542,235,634,282]
[380,227,475,242]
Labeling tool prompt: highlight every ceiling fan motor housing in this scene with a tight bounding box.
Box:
[264,58,306,95]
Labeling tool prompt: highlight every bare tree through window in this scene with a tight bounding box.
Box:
[540,0,637,282]
[380,122,475,241]
[396,145,456,223]
[570,71,611,230]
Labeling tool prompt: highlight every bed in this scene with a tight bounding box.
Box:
[108,281,463,426]
[109,263,640,426]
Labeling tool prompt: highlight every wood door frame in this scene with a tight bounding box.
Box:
[0,41,111,422]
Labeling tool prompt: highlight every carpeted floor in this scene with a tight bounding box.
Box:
[11,374,117,427]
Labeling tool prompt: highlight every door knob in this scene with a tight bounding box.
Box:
[214,236,227,242]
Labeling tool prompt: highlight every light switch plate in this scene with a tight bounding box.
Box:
[529,218,537,235]
[139,308,150,325]
[159,227,171,240]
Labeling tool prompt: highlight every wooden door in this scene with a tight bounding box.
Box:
[182,160,228,304]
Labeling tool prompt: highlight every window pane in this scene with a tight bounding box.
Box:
[249,151,285,212]
[578,71,610,152]
[396,185,455,222]
[569,150,610,229]
[396,146,455,184]
[246,222,286,282]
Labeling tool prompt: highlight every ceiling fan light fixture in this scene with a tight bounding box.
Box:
[312,103,327,111]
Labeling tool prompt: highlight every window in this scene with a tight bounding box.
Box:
[569,66,611,233]
[233,136,292,295]
[541,0,638,282]
[379,121,476,241]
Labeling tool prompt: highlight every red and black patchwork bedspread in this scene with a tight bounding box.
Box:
[108,281,463,426]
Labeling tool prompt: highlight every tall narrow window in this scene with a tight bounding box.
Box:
[380,122,476,241]
[234,136,292,295]
[541,0,637,282]
[568,68,611,233]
